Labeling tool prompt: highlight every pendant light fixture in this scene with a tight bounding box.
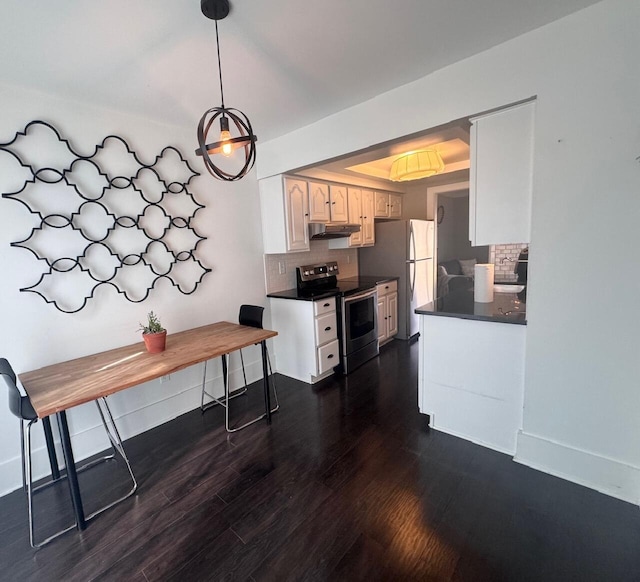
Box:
[389,149,445,182]
[196,0,257,181]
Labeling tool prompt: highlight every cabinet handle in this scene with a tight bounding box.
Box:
[323,302,330,307]
[326,201,330,204]
[325,326,332,331]
[305,213,309,217]
[327,354,334,359]
[385,285,389,289]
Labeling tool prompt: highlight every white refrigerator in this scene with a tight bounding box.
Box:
[358,219,434,340]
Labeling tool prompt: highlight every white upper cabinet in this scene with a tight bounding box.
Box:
[308,182,348,223]
[374,191,402,219]
[361,189,375,245]
[329,187,376,249]
[374,191,389,217]
[347,188,363,246]
[261,174,399,253]
[260,175,310,253]
[329,185,349,223]
[389,193,403,218]
[308,181,331,222]
[469,101,535,246]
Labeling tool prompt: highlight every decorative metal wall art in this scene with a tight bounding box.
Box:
[0,120,211,313]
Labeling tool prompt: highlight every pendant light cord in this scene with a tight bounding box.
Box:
[215,19,225,109]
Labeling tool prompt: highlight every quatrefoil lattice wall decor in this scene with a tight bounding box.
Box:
[0,120,212,313]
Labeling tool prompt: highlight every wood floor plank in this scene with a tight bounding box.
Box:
[1,341,638,581]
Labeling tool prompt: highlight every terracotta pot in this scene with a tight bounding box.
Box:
[143,331,167,353]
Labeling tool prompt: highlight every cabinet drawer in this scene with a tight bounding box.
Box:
[315,312,337,345]
[317,339,340,375]
[313,296,336,316]
[377,280,397,296]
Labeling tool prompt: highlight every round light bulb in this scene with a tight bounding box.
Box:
[220,130,232,156]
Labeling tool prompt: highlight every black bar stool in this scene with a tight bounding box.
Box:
[200,305,279,431]
[1,358,137,547]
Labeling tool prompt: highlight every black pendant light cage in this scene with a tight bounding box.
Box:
[196,0,258,181]
[197,107,257,181]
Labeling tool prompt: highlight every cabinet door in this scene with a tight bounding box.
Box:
[377,297,387,343]
[387,292,398,337]
[374,192,389,217]
[470,101,534,246]
[284,178,310,252]
[308,181,331,222]
[347,188,363,246]
[388,194,402,219]
[361,189,375,245]
[329,185,349,223]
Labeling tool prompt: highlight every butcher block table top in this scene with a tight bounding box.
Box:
[20,322,277,418]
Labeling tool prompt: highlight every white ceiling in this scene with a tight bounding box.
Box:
[1,0,599,143]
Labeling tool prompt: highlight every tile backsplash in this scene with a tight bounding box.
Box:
[264,241,358,293]
[490,243,528,282]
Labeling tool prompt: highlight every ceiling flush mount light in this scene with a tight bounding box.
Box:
[196,0,257,181]
[389,150,445,182]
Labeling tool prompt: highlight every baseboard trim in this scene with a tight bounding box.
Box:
[515,431,640,506]
[428,417,514,456]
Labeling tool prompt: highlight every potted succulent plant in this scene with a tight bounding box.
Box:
[139,311,167,353]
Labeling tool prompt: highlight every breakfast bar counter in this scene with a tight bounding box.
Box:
[415,286,527,325]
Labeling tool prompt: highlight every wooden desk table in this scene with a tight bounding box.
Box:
[20,322,277,531]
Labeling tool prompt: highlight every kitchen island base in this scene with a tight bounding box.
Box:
[418,314,526,454]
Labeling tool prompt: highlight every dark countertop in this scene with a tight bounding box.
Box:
[267,288,339,301]
[415,286,527,325]
[267,276,398,301]
[338,276,399,286]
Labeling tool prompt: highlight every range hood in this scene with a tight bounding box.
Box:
[309,223,361,239]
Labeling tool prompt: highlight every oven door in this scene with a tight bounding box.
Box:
[342,288,378,355]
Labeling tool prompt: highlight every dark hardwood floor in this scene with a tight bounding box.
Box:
[1,340,639,581]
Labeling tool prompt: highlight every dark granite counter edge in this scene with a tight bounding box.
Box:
[415,303,527,325]
[415,288,527,326]
[338,275,400,285]
[267,276,400,302]
[267,289,340,301]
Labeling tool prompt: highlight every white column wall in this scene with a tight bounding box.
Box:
[0,83,267,496]
[257,0,640,503]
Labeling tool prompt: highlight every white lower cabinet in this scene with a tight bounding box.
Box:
[417,314,526,454]
[270,296,339,383]
[377,281,398,345]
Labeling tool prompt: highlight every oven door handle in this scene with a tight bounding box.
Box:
[343,288,377,303]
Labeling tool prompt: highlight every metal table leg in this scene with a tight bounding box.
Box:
[56,411,86,530]
[41,417,60,480]
[261,341,272,425]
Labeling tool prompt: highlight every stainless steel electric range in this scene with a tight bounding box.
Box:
[297,262,379,374]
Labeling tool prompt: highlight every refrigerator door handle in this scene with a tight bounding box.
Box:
[409,261,416,299]
[409,223,416,262]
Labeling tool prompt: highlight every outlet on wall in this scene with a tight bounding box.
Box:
[278,261,286,274]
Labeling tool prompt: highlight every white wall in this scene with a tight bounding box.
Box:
[257,0,640,503]
[0,83,268,496]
